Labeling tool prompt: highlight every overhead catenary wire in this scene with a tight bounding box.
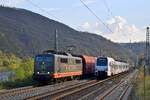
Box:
[102,0,121,34]
[79,0,113,33]
[102,0,114,18]
[26,0,62,22]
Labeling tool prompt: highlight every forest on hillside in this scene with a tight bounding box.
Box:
[0,6,136,62]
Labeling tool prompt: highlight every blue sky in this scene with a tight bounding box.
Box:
[1,0,149,42]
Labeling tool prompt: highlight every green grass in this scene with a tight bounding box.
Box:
[134,67,150,100]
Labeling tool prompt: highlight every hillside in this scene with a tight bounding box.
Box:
[0,6,136,61]
[120,42,145,57]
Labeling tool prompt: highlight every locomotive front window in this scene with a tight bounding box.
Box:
[45,56,53,62]
[36,56,43,61]
[35,55,53,68]
[36,56,52,61]
[97,58,107,66]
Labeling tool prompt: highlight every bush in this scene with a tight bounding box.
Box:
[21,58,34,78]
[15,67,25,80]
[0,51,34,89]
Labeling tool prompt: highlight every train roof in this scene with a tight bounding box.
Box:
[97,56,128,64]
[43,49,97,58]
[43,50,71,56]
[36,50,83,59]
[97,56,114,60]
[36,53,81,60]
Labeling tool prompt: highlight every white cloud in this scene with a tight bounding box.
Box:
[0,0,25,7]
[81,22,90,29]
[77,21,103,34]
[73,0,97,7]
[77,16,145,42]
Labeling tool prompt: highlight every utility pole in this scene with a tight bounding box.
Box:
[146,27,150,74]
[54,29,58,52]
[130,39,132,50]
[144,27,150,99]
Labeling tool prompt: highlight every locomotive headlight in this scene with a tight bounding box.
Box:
[47,72,50,74]
[95,69,98,72]
[37,72,39,74]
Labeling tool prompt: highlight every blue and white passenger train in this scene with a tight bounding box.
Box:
[95,57,129,79]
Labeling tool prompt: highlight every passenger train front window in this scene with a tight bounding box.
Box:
[96,58,107,66]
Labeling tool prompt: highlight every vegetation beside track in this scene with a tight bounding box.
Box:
[0,51,34,89]
[134,67,150,100]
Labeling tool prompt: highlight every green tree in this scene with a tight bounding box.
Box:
[21,58,34,78]
[15,67,25,80]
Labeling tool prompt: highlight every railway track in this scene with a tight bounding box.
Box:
[0,70,137,100]
[0,80,88,100]
[98,70,137,100]
[0,85,33,95]
[26,71,130,100]
[26,79,97,100]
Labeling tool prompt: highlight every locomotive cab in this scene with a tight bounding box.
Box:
[33,54,54,82]
[33,52,83,83]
